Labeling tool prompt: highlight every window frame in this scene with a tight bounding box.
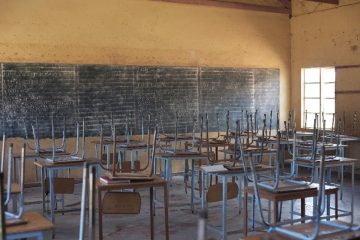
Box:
[301,67,335,129]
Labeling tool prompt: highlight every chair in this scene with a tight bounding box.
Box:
[24,116,67,155]
[242,118,349,239]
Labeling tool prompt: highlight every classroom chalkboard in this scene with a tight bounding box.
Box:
[77,65,136,136]
[199,67,255,131]
[0,63,279,137]
[135,66,199,134]
[2,63,76,137]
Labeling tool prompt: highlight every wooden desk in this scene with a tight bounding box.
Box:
[6,211,54,240]
[34,158,96,230]
[200,164,272,240]
[97,176,169,240]
[13,151,72,187]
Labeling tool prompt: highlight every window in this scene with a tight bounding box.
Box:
[302,67,335,129]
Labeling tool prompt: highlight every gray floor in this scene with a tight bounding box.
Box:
[21,173,360,240]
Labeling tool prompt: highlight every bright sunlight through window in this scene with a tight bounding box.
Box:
[302,67,335,129]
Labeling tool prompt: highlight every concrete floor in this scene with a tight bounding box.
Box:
[22,173,360,240]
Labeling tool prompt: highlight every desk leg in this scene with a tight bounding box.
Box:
[335,191,338,219]
[351,162,354,224]
[150,187,154,240]
[222,176,227,240]
[167,159,172,182]
[191,159,195,213]
[40,167,45,216]
[237,176,242,214]
[49,169,55,238]
[201,171,205,209]
[340,165,344,200]
[244,190,248,236]
[79,166,88,240]
[98,190,103,240]
[106,145,110,174]
[301,198,305,223]
[89,167,96,240]
[184,159,189,193]
[94,143,98,159]
[164,183,169,240]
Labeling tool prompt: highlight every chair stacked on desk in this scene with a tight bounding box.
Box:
[0,139,54,239]
[242,115,357,239]
[93,123,169,240]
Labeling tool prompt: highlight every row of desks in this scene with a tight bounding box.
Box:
[7,133,360,239]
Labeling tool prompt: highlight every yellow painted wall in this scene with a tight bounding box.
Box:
[291,0,360,169]
[0,0,290,179]
[291,0,360,127]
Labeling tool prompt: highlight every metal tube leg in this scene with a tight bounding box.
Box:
[237,176,242,214]
[89,166,96,240]
[150,187,154,240]
[49,169,56,238]
[106,145,110,174]
[98,189,103,240]
[184,159,189,185]
[41,167,45,216]
[153,158,158,213]
[167,159,172,182]
[164,183,170,240]
[94,143,98,159]
[131,151,134,171]
[290,200,294,224]
[222,176,228,240]
[201,171,206,210]
[79,164,88,240]
[340,165,344,200]
[191,159,195,213]
[267,199,271,223]
[351,162,354,225]
[252,195,255,231]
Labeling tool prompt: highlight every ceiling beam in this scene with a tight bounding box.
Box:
[151,0,291,14]
[278,0,291,9]
[305,0,339,4]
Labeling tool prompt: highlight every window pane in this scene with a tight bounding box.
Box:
[304,83,320,98]
[305,99,320,113]
[304,113,317,128]
[323,113,335,129]
[304,68,320,83]
[323,99,335,113]
[322,82,335,98]
[321,68,335,83]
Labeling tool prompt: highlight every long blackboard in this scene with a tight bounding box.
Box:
[0,63,279,137]
[2,64,76,137]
